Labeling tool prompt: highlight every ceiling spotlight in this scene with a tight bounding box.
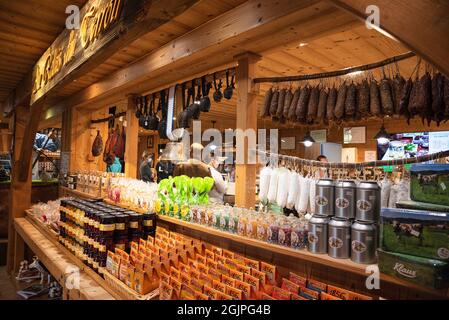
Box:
[299,42,308,47]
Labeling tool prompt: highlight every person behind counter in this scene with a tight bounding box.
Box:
[317,154,328,178]
[155,159,175,183]
[106,152,122,173]
[139,151,156,183]
[173,146,227,204]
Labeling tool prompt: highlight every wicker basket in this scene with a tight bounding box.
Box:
[99,268,159,300]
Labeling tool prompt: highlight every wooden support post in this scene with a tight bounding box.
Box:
[234,53,261,209]
[125,95,139,178]
[7,105,33,273]
[18,101,45,182]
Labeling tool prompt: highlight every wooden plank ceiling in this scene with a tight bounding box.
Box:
[1,0,417,132]
[0,0,88,104]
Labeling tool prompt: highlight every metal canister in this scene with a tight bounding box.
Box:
[335,180,356,219]
[328,217,351,259]
[351,220,377,264]
[315,179,335,216]
[307,214,329,254]
[356,181,380,222]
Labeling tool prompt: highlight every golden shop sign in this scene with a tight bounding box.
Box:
[31,0,124,104]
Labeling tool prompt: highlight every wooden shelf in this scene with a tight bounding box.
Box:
[158,215,449,298]
[14,217,115,300]
[59,186,104,201]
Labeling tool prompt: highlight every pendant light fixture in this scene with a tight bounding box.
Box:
[302,131,315,147]
[374,124,391,145]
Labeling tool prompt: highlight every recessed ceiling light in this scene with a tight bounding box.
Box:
[299,42,308,47]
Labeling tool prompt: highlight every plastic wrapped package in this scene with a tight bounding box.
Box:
[276,168,290,208]
[308,177,317,214]
[267,168,280,203]
[258,166,272,202]
[286,172,300,209]
[380,177,392,208]
[297,175,310,213]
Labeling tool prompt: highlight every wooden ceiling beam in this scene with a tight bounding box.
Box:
[58,0,324,109]
[329,0,449,76]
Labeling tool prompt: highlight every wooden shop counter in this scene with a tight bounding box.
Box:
[14,216,114,300]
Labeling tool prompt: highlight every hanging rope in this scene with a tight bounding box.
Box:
[256,149,449,169]
[253,52,416,84]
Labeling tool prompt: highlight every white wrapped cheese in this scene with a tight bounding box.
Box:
[286,172,299,209]
[276,168,290,208]
[258,166,272,202]
[297,175,310,213]
[380,176,392,208]
[308,177,317,214]
[267,168,279,203]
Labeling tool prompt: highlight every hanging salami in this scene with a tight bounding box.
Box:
[306,86,319,124]
[334,83,346,120]
[296,86,310,123]
[316,88,328,125]
[431,73,445,126]
[344,83,357,119]
[269,89,279,117]
[287,88,300,121]
[391,74,406,117]
[326,87,337,122]
[444,76,449,119]
[370,80,381,117]
[415,72,432,125]
[399,78,413,123]
[276,89,287,119]
[357,80,370,118]
[282,89,293,119]
[380,78,394,116]
[260,88,272,118]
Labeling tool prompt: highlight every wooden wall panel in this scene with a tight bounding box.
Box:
[277,118,449,162]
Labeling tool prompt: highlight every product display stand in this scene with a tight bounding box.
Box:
[158,215,449,299]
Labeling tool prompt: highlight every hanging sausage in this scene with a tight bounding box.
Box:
[282,89,293,119]
[307,85,319,124]
[369,79,381,117]
[316,87,328,125]
[431,72,445,126]
[379,75,394,116]
[269,89,279,117]
[260,88,272,118]
[296,85,310,123]
[391,72,406,117]
[344,82,357,120]
[399,78,413,123]
[357,80,370,119]
[419,72,432,125]
[275,88,287,120]
[334,82,347,120]
[326,87,337,123]
[287,88,300,121]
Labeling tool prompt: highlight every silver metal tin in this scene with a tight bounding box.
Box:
[356,181,380,222]
[308,214,329,254]
[315,179,335,216]
[328,217,351,259]
[335,180,356,219]
[351,220,377,264]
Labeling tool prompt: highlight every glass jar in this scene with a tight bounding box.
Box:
[114,235,128,251]
[268,217,280,244]
[142,212,156,234]
[278,219,292,247]
[127,212,142,234]
[213,208,221,229]
[99,215,115,238]
[114,214,129,238]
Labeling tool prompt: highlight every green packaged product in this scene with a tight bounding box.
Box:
[410,164,449,206]
[396,199,449,213]
[381,208,449,261]
[378,249,449,289]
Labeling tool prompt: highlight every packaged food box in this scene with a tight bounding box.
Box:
[410,164,449,206]
[378,249,449,289]
[381,208,449,261]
